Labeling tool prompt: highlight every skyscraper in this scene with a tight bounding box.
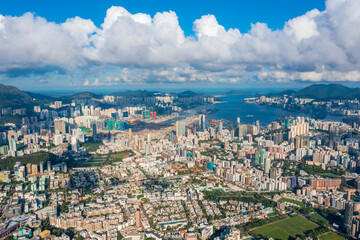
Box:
[54,119,66,134]
[192,125,197,135]
[256,120,260,132]
[264,157,271,176]
[40,161,44,173]
[343,154,350,169]
[145,143,151,155]
[344,202,354,235]
[92,123,97,139]
[176,121,186,137]
[54,134,63,146]
[71,136,78,152]
[260,149,266,165]
[9,138,17,152]
[329,129,335,149]
[237,124,247,139]
[199,114,206,130]
[295,136,301,149]
[169,131,176,144]
[218,121,223,135]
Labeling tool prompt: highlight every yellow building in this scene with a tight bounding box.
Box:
[39,230,51,239]
[0,171,10,182]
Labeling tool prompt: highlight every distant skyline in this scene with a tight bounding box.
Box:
[1,0,360,90]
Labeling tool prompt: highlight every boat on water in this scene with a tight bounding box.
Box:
[246,115,254,118]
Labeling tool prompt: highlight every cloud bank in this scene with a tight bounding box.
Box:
[1,0,360,86]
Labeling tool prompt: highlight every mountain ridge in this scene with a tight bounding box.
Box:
[270,84,360,100]
[0,84,35,108]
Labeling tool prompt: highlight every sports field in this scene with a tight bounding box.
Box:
[320,232,347,240]
[308,212,330,225]
[252,215,318,240]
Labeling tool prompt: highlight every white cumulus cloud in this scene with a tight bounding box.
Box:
[0,0,360,85]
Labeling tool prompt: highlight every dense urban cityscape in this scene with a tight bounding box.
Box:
[1,0,360,239]
[1,83,360,240]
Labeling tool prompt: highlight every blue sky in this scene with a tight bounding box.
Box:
[1,0,360,91]
[0,0,325,36]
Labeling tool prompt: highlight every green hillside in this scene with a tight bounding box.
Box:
[272,84,360,100]
[0,84,35,108]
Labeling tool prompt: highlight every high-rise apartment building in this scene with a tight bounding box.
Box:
[345,202,354,235]
[176,121,186,137]
[218,121,223,135]
[264,157,271,176]
[199,115,206,130]
[54,119,66,134]
[237,124,247,139]
[9,138,17,152]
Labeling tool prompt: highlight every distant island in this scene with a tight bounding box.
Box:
[224,90,254,95]
[269,84,360,100]
[244,83,360,120]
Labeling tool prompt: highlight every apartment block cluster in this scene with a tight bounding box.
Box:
[50,204,123,240]
[3,90,360,240]
[0,92,215,159]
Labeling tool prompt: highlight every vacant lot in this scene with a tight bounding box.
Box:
[278,197,306,208]
[252,215,317,240]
